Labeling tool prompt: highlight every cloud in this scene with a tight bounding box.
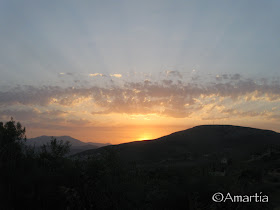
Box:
[230,73,241,80]
[59,72,74,76]
[215,75,222,81]
[214,74,241,82]
[0,74,280,119]
[162,80,173,86]
[221,108,267,118]
[0,109,39,121]
[110,74,122,78]
[89,73,106,77]
[0,108,67,121]
[165,70,183,78]
[222,74,229,80]
[0,107,94,132]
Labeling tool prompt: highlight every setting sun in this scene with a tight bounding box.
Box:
[137,135,153,141]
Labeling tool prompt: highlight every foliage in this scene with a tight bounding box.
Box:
[0,118,279,209]
[40,137,71,160]
[0,117,26,161]
[0,117,26,143]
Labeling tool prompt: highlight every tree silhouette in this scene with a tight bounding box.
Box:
[0,117,26,162]
[0,118,28,209]
[40,137,71,160]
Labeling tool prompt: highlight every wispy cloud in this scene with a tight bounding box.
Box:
[110,74,122,78]
[166,70,183,78]
[1,74,280,121]
[89,73,106,77]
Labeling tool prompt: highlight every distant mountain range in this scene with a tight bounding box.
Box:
[76,125,280,163]
[26,135,110,155]
[28,125,280,208]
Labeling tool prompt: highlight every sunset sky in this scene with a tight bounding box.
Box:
[1,0,280,144]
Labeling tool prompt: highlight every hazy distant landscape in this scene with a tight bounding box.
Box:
[26,135,110,155]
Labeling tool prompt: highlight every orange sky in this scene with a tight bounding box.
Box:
[24,113,280,144]
[1,73,280,144]
[1,1,280,145]
[26,124,189,144]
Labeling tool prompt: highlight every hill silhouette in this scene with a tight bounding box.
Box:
[27,135,110,155]
[70,125,280,208]
[76,125,280,163]
[2,120,280,209]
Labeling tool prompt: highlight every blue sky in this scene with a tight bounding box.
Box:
[1,0,280,142]
[1,0,280,85]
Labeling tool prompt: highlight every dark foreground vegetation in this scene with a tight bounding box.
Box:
[1,118,280,209]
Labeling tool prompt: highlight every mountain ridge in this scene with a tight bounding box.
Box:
[26,135,110,155]
[75,125,280,162]
[27,135,110,147]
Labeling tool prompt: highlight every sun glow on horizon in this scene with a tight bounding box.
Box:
[136,132,158,141]
[137,136,153,141]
